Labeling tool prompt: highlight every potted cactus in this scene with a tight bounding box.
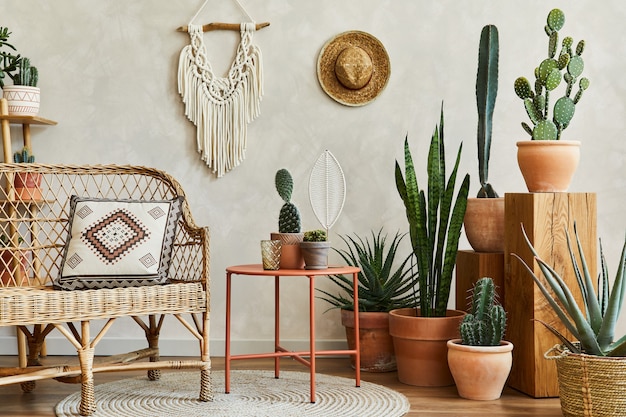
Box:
[270,169,304,269]
[13,147,41,201]
[463,24,505,253]
[1,32,40,117]
[300,229,330,270]
[447,277,513,400]
[514,8,590,192]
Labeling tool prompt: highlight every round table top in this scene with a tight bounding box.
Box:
[226,264,360,276]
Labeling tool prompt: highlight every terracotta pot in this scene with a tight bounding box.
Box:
[0,250,29,286]
[389,307,465,386]
[447,339,514,400]
[516,140,580,192]
[2,85,40,116]
[14,172,42,201]
[463,197,505,252]
[270,232,304,269]
[300,241,330,270]
[341,309,396,372]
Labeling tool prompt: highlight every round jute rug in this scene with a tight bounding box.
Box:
[55,370,410,417]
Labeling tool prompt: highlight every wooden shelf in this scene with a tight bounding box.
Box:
[0,115,57,126]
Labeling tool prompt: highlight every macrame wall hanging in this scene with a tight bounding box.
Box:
[177,0,269,177]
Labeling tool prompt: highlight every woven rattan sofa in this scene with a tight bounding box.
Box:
[0,163,211,416]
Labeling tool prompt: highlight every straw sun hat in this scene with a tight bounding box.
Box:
[317,30,391,107]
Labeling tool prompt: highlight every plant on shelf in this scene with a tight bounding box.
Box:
[514,223,626,415]
[8,56,38,87]
[464,24,505,253]
[447,277,513,400]
[271,168,304,269]
[0,26,21,88]
[514,8,589,141]
[12,147,42,201]
[317,229,415,372]
[389,103,470,387]
[300,229,330,270]
[13,146,35,163]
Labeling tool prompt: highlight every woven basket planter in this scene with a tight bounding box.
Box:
[546,345,626,417]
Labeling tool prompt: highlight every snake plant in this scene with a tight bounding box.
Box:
[317,229,416,312]
[514,223,626,356]
[395,104,470,317]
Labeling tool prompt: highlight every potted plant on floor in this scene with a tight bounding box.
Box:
[317,229,416,372]
[13,147,42,201]
[300,229,330,270]
[390,103,470,386]
[514,223,626,416]
[447,277,513,400]
[514,8,590,192]
[463,24,505,253]
[270,168,304,269]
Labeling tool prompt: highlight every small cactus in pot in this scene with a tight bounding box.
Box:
[514,8,590,140]
[275,169,301,234]
[460,277,507,346]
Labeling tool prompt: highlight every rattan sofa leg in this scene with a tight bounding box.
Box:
[146,315,162,381]
[200,366,213,401]
[78,347,96,416]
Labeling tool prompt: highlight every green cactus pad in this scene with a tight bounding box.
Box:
[521,122,533,137]
[554,97,576,126]
[545,68,562,91]
[579,77,590,90]
[568,55,585,78]
[514,77,533,99]
[278,202,301,233]
[275,169,294,203]
[538,59,558,83]
[533,120,558,140]
[524,98,541,124]
[562,36,574,56]
[576,40,585,55]
[549,32,558,58]
[547,9,565,31]
[557,53,570,70]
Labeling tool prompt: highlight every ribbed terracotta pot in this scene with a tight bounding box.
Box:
[341,309,396,372]
[447,339,513,400]
[517,140,580,192]
[389,308,465,386]
[270,232,304,269]
[463,197,505,252]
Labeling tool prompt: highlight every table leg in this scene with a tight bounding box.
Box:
[353,271,361,387]
[225,272,232,394]
[309,274,316,403]
[274,275,280,378]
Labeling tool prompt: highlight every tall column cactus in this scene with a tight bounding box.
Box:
[275,169,301,233]
[10,57,38,87]
[460,277,507,346]
[514,8,590,140]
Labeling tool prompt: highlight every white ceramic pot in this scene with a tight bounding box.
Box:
[2,85,40,116]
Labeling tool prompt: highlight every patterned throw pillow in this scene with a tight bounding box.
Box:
[54,196,183,290]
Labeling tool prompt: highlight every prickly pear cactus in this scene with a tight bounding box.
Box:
[275,169,301,233]
[460,277,507,346]
[514,8,589,140]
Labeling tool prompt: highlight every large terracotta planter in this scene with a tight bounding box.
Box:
[389,307,465,386]
[2,85,40,116]
[341,309,396,372]
[516,140,580,192]
[463,197,505,252]
[447,339,513,400]
[270,232,304,269]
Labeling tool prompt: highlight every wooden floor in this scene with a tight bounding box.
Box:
[0,355,562,416]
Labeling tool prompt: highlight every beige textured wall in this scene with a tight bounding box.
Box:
[2,0,625,355]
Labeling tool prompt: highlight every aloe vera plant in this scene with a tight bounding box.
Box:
[460,277,507,346]
[395,104,470,317]
[476,25,499,198]
[514,223,626,356]
[317,229,416,312]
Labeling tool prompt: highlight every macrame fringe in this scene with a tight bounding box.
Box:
[178,24,263,177]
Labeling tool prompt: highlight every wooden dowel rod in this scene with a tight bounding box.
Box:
[177,22,270,32]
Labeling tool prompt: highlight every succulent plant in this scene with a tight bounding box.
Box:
[460,277,507,346]
[10,57,38,87]
[514,223,626,357]
[476,25,499,198]
[303,229,327,242]
[13,147,35,163]
[514,8,590,140]
[395,104,470,317]
[275,168,301,233]
[0,26,21,88]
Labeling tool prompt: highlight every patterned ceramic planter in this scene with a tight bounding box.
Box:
[2,86,40,116]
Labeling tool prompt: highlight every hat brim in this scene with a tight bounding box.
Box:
[317,31,391,107]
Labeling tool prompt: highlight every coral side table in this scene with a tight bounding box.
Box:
[225,264,361,403]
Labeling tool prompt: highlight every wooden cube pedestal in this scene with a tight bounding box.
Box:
[504,192,597,398]
[455,250,504,312]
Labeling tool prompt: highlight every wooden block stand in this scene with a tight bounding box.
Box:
[504,192,597,398]
[455,251,504,312]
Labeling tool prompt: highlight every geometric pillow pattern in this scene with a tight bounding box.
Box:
[54,196,183,290]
